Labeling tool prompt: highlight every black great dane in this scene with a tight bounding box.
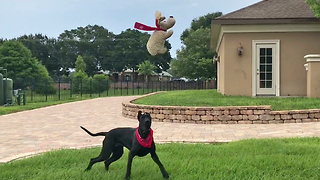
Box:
[80,111,169,179]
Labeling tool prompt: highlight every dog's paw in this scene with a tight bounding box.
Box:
[84,168,91,172]
[163,173,169,179]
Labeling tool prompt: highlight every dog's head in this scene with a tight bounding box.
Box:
[137,111,152,137]
[159,16,175,30]
[155,11,175,31]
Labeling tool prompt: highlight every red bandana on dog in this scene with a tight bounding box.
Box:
[136,127,153,148]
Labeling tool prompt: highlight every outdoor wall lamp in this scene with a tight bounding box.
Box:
[237,43,244,56]
[213,54,220,62]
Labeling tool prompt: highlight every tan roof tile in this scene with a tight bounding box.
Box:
[217,0,316,19]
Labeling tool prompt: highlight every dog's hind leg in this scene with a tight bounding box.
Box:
[85,139,114,171]
[104,145,124,171]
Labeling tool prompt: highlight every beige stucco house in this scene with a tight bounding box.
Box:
[211,0,320,97]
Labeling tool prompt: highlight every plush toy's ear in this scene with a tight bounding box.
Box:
[137,111,142,121]
[155,11,161,19]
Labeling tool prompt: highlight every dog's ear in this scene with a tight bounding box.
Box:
[155,11,161,19]
[137,111,142,121]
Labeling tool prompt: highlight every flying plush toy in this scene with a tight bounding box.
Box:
[134,11,176,56]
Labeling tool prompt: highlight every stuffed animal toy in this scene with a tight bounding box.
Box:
[134,11,176,56]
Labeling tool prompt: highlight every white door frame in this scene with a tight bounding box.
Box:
[217,60,220,92]
[252,40,280,96]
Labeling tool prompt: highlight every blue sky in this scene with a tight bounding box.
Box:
[0,0,259,57]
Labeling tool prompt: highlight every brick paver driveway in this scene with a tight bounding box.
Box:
[1,95,320,163]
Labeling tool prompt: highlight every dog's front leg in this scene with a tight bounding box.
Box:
[150,150,169,179]
[125,151,135,180]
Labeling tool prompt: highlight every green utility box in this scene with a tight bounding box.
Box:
[0,73,3,105]
[3,78,13,104]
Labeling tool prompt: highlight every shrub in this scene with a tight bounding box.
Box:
[72,70,89,94]
[91,74,110,93]
[33,77,56,95]
[14,77,56,95]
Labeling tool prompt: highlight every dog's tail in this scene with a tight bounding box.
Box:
[80,126,108,137]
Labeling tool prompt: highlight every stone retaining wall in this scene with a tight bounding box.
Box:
[122,93,320,124]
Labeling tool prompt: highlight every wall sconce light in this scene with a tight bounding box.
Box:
[237,43,244,56]
[304,63,308,71]
[213,54,220,63]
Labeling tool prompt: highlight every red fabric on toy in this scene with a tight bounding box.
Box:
[136,127,153,148]
[134,22,165,31]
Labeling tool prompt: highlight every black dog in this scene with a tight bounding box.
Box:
[80,111,169,179]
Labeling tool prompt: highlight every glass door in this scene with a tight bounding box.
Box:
[256,44,276,95]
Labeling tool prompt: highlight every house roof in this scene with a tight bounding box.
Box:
[124,69,134,73]
[218,0,316,20]
[210,0,320,51]
[122,69,172,77]
[159,71,173,77]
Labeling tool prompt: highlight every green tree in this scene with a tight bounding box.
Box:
[72,55,89,93]
[174,12,221,80]
[180,12,222,43]
[75,55,86,73]
[16,34,62,78]
[136,60,157,82]
[172,28,215,80]
[112,29,151,73]
[113,29,172,78]
[307,0,320,17]
[0,38,4,46]
[56,26,173,80]
[82,54,97,77]
[58,25,115,76]
[0,41,55,93]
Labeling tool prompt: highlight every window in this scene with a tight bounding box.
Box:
[125,75,131,81]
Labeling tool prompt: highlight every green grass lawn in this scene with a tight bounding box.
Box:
[0,88,159,116]
[0,98,88,116]
[1,138,319,180]
[23,88,159,103]
[133,90,320,111]
[3,89,320,116]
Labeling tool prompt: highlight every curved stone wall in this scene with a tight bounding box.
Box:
[122,93,320,124]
